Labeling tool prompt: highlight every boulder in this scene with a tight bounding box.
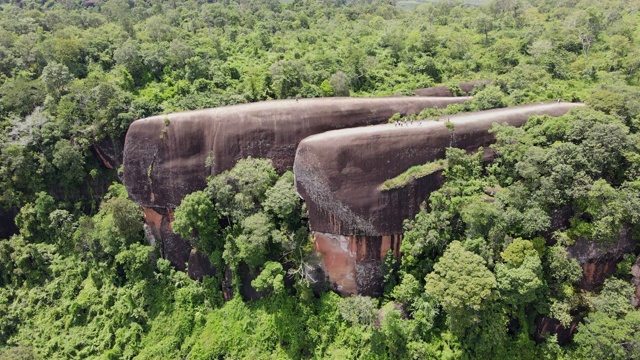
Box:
[187,249,216,281]
[412,80,491,97]
[124,96,468,279]
[295,102,583,237]
[123,96,470,210]
[294,102,583,295]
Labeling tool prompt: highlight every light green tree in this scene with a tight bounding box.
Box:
[425,241,497,331]
[173,190,220,255]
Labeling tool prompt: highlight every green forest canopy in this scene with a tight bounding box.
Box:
[1,0,640,358]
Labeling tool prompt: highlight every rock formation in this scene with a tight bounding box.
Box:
[567,225,637,291]
[92,136,123,170]
[412,80,491,97]
[294,102,584,295]
[123,96,469,276]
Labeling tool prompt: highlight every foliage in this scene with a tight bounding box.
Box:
[207,157,278,222]
[337,296,378,326]
[425,240,497,330]
[573,310,640,360]
[1,0,640,358]
[251,261,285,294]
[381,159,447,191]
[173,190,220,255]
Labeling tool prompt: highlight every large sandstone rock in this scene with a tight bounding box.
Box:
[123,97,469,210]
[294,102,583,295]
[412,80,491,97]
[123,96,468,282]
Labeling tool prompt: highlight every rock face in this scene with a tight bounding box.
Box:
[123,96,469,276]
[567,226,637,291]
[124,97,469,210]
[314,233,401,296]
[92,136,123,170]
[535,316,579,345]
[412,80,491,97]
[294,102,583,295]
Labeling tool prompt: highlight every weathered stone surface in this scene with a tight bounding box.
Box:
[92,135,124,170]
[412,80,491,97]
[187,249,216,281]
[295,102,583,237]
[124,96,469,281]
[314,232,401,296]
[568,226,637,291]
[141,206,191,271]
[123,97,470,210]
[295,102,583,295]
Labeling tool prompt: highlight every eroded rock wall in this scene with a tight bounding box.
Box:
[123,96,468,282]
[314,232,401,296]
[124,97,469,210]
[412,80,491,97]
[294,102,584,295]
[567,225,638,291]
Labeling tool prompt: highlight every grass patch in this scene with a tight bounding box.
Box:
[381,159,448,191]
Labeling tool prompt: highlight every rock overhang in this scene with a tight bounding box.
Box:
[294,102,585,295]
[294,102,585,237]
[123,96,472,210]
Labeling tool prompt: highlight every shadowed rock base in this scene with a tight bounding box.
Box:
[535,316,579,345]
[188,249,216,281]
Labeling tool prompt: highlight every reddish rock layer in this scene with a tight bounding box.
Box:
[314,232,401,296]
[123,96,469,210]
[567,226,637,291]
[142,206,191,271]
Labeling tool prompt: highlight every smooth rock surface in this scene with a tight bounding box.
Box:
[294,102,583,237]
[412,79,491,97]
[295,102,583,295]
[123,96,469,210]
[124,96,468,277]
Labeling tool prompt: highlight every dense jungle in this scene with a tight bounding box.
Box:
[1,0,640,358]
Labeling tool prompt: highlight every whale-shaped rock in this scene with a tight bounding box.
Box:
[122,96,469,278]
[294,102,584,295]
[123,96,470,209]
